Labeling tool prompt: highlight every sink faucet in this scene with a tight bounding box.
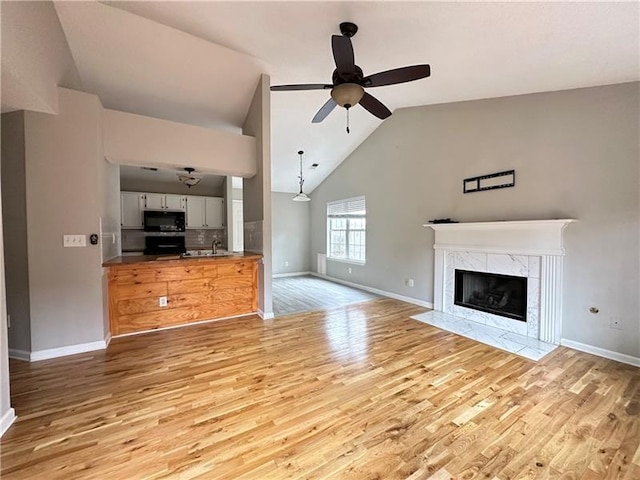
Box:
[212,240,221,254]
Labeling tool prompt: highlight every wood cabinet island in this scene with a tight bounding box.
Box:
[103,253,261,336]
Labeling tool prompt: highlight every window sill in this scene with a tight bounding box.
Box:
[327,257,366,266]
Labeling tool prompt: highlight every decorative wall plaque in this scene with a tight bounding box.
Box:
[463,170,515,193]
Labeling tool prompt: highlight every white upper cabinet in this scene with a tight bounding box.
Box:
[205,197,224,229]
[121,191,222,229]
[144,193,164,210]
[144,193,186,211]
[185,196,206,229]
[164,194,185,211]
[186,196,224,229]
[121,192,145,228]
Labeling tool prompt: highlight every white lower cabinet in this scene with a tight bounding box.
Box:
[186,196,224,229]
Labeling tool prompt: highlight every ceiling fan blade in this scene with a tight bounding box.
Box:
[312,98,338,123]
[331,35,355,74]
[362,64,431,88]
[271,84,333,91]
[359,92,391,120]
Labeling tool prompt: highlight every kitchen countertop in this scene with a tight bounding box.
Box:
[103,252,262,268]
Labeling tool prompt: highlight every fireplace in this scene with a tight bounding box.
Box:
[425,219,575,345]
[454,270,527,322]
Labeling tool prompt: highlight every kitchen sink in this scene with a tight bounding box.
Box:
[182,250,232,258]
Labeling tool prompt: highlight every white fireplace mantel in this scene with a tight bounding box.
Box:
[424,219,576,345]
[424,219,576,256]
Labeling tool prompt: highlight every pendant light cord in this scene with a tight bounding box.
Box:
[346,108,350,134]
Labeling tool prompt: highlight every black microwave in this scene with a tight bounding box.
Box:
[143,210,186,232]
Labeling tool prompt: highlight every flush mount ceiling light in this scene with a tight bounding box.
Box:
[178,167,202,188]
[292,150,310,202]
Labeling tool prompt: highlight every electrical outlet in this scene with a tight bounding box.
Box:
[159,296,168,307]
[285,261,289,267]
[405,278,415,287]
[348,267,352,274]
[610,317,623,330]
[63,234,86,247]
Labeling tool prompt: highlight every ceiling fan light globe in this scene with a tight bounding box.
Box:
[331,83,364,108]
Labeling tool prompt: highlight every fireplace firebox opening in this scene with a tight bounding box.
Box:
[454,269,527,322]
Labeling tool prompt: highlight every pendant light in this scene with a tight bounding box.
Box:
[292,150,310,202]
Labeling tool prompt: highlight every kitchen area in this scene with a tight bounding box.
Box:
[119,165,243,257]
[103,165,258,336]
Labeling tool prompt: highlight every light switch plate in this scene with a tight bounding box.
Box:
[63,235,86,247]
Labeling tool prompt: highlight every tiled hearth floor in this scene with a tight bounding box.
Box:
[411,310,557,361]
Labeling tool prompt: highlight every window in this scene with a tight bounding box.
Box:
[327,196,366,263]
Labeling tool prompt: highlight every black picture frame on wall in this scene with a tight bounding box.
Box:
[463,170,515,193]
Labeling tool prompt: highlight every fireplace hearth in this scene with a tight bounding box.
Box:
[454,269,527,322]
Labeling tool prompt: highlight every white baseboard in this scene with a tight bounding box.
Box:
[258,309,275,320]
[561,338,640,367]
[310,272,434,309]
[273,271,311,278]
[30,336,110,362]
[8,348,31,361]
[0,408,16,438]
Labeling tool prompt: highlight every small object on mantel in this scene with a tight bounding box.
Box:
[428,218,459,224]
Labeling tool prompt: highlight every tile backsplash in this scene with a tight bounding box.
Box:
[122,229,227,252]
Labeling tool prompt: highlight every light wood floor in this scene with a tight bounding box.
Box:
[272,275,379,317]
[2,298,639,479]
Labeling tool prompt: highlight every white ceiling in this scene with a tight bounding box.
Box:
[3,2,639,193]
[120,165,226,190]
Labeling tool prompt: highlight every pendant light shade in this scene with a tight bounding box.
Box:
[292,150,311,202]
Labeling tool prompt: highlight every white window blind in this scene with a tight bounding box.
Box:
[327,196,366,263]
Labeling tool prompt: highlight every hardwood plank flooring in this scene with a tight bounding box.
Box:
[272,275,379,317]
[1,298,639,479]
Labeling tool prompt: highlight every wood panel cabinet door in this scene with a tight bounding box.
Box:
[185,196,205,228]
[145,193,164,210]
[205,197,224,228]
[121,192,144,228]
[164,195,185,211]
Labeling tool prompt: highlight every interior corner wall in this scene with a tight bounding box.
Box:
[0,137,17,437]
[310,82,640,358]
[272,192,310,275]
[242,74,272,316]
[23,88,106,352]
[1,111,32,353]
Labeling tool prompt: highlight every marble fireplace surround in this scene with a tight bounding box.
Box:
[426,220,575,345]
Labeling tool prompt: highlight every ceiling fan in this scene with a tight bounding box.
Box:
[271,22,431,130]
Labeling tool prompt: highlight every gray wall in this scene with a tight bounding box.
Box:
[242,74,273,316]
[1,159,15,436]
[23,88,108,351]
[310,82,639,358]
[1,111,31,353]
[272,192,310,275]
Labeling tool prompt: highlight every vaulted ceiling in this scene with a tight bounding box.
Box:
[2,1,638,193]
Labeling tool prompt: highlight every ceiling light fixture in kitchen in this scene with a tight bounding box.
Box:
[292,150,310,202]
[178,167,201,188]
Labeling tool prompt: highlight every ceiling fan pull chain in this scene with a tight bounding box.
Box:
[346,108,350,134]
